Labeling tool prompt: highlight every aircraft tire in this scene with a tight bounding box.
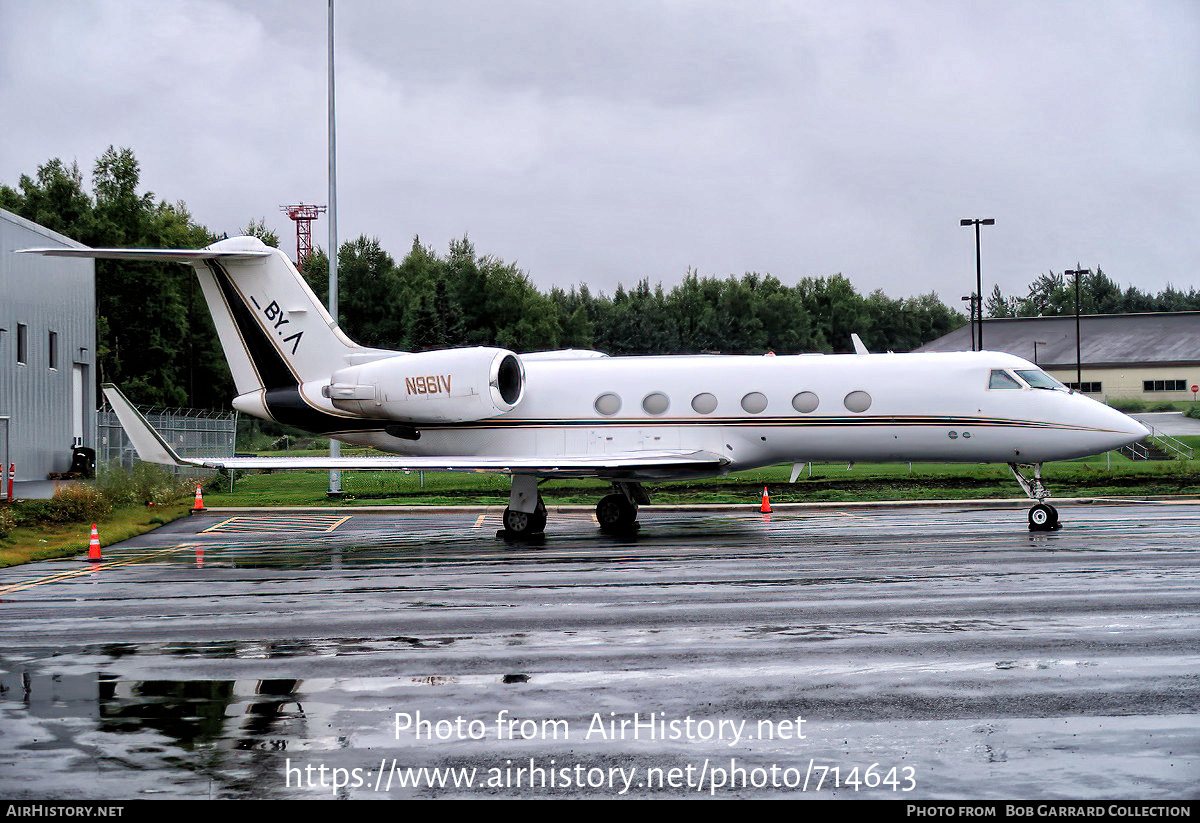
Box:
[1028,503,1059,531]
[596,494,638,533]
[503,505,544,537]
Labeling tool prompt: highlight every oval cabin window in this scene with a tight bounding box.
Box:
[843,390,872,413]
[791,391,819,413]
[740,392,768,414]
[594,393,621,415]
[642,392,670,415]
[691,393,718,414]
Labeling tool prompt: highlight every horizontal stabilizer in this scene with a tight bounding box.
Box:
[18,247,271,263]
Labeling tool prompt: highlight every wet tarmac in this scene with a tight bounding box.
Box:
[0,503,1197,799]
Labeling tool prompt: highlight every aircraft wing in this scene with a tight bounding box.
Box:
[101,384,727,480]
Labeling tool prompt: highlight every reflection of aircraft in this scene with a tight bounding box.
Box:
[23,237,1147,536]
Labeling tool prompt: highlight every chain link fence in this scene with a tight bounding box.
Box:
[98,406,238,477]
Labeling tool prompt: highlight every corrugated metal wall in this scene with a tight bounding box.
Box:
[0,208,96,495]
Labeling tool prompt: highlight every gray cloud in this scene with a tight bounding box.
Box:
[1,0,1196,306]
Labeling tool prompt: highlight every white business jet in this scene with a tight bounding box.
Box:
[22,236,1148,536]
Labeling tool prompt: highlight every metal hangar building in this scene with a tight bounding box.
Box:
[0,206,96,498]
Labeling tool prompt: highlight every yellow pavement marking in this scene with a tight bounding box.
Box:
[473,514,488,528]
[0,544,197,597]
[201,515,351,534]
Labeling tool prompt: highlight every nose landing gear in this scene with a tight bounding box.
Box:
[1009,463,1061,532]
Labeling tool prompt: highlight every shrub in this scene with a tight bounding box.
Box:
[50,483,112,523]
[98,463,193,506]
[1148,402,1180,412]
[0,506,14,538]
[1107,397,1146,412]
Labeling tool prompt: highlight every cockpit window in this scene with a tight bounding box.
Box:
[989,369,1021,389]
[1015,369,1065,390]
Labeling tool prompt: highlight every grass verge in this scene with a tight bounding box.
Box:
[201,453,1200,508]
[0,502,191,569]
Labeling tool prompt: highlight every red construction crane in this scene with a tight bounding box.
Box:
[280,203,327,268]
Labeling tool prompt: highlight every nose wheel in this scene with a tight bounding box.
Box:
[1009,463,1062,532]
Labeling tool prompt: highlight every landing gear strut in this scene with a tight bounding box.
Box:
[1008,463,1060,532]
[596,481,649,534]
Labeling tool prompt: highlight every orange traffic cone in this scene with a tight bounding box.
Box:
[191,483,207,514]
[760,486,772,513]
[85,523,102,562]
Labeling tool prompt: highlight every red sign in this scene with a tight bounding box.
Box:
[1193,384,1198,393]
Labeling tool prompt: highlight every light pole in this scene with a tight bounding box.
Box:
[1065,266,1091,389]
[961,294,977,351]
[960,218,995,351]
[1032,339,1048,367]
[1032,340,1047,367]
[327,0,342,497]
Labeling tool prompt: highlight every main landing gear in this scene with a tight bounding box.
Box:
[596,481,649,535]
[502,497,546,538]
[501,477,649,539]
[1008,463,1060,532]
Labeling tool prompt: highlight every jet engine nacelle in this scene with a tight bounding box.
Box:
[323,347,525,423]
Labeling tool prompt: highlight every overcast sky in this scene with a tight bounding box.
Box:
[1,0,1197,304]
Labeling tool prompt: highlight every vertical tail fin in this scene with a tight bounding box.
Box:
[192,236,360,394]
[20,237,386,432]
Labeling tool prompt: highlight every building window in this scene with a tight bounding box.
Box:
[16,324,27,365]
[1143,380,1187,392]
[1065,381,1102,393]
[48,331,58,370]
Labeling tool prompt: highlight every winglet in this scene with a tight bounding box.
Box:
[101,384,191,467]
[850,333,870,355]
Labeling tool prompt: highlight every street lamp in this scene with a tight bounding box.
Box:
[960,218,995,351]
[1064,266,1092,389]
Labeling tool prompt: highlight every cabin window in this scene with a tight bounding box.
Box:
[642,392,670,415]
[740,392,767,414]
[691,393,718,414]
[594,393,621,415]
[791,391,819,413]
[1015,369,1064,390]
[844,390,872,413]
[989,370,1021,389]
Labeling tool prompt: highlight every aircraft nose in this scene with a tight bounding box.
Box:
[1109,408,1150,445]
